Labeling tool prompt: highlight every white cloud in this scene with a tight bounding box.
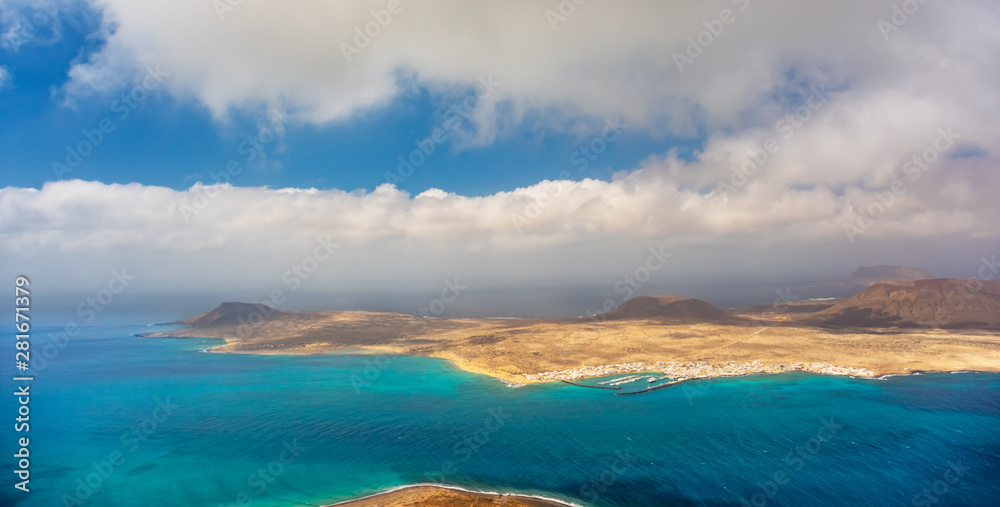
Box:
[7,1,1000,294]
[1,162,993,255]
[62,1,998,134]
[0,0,75,50]
[54,1,1000,199]
[0,65,9,88]
[1,152,997,292]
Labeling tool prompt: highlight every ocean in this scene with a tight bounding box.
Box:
[4,316,999,507]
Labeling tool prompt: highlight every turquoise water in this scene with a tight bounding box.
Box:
[4,320,1000,506]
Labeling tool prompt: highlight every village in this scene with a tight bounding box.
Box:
[522,360,877,383]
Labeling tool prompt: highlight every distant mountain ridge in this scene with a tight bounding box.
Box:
[177,278,1000,331]
[811,278,1000,329]
[181,302,284,328]
[603,296,734,322]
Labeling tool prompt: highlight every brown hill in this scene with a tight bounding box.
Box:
[603,296,734,322]
[180,302,286,328]
[811,278,1000,329]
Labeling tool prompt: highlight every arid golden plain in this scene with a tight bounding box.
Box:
[145,278,1000,385]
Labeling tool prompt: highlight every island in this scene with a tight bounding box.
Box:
[142,278,1000,385]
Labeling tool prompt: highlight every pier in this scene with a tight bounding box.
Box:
[616,379,687,395]
[559,380,622,390]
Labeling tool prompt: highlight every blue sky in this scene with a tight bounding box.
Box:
[0,8,703,196]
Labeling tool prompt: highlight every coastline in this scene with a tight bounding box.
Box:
[141,331,1000,388]
[320,483,583,507]
[370,354,1000,388]
[138,312,1000,386]
[138,320,1000,507]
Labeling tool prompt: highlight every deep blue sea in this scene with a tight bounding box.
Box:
[4,316,1000,507]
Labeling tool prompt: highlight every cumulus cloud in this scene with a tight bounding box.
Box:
[2,154,997,293]
[62,1,1000,134]
[5,1,1000,296]
[53,1,1000,209]
[3,144,996,253]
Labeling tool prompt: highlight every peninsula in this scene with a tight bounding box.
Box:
[324,485,577,507]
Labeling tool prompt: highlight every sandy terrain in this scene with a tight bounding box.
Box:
[324,486,575,507]
[142,296,1000,384]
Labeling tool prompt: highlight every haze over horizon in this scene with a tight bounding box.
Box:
[2,0,998,301]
